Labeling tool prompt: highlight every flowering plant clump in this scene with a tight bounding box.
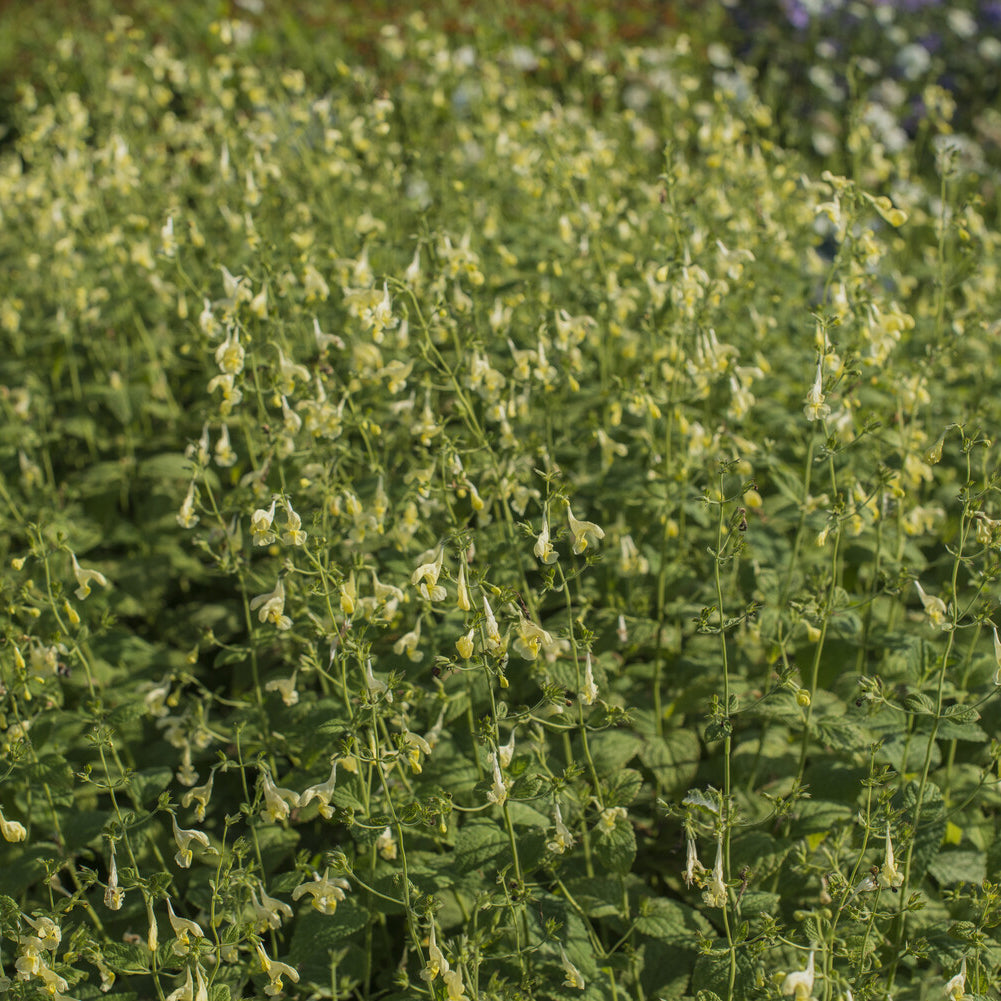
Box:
[1,3,1000,1000]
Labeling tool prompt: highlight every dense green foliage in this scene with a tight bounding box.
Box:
[2,4,1001,1000]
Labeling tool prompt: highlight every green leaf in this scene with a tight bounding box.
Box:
[453,818,509,874]
[928,850,986,887]
[901,780,947,884]
[102,941,151,975]
[593,815,636,874]
[634,897,711,946]
[209,985,231,1001]
[288,899,368,981]
[640,730,700,793]
[129,767,174,807]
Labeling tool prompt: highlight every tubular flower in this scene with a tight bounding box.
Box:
[171,815,216,869]
[215,328,245,375]
[533,515,558,564]
[915,581,950,630]
[566,505,604,555]
[291,870,351,915]
[70,553,108,599]
[581,652,599,705]
[250,578,292,630]
[250,885,293,932]
[258,766,300,823]
[165,898,205,955]
[782,951,816,1001]
[376,826,398,860]
[456,561,471,611]
[482,595,506,655]
[512,614,554,661]
[682,832,706,888]
[105,843,125,910]
[855,824,904,893]
[702,836,727,908]
[181,772,214,822]
[878,825,904,889]
[250,499,277,546]
[993,625,1001,686]
[412,546,446,602]
[945,957,967,1001]
[364,658,392,701]
[498,729,516,768]
[393,618,424,662]
[282,502,307,546]
[177,481,199,528]
[400,726,432,775]
[803,356,830,422]
[421,925,467,1000]
[547,803,575,854]
[0,805,26,843]
[560,947,585,990]
[255,942,300,997]
[299,760,338,819]
[486,751,510,807]
[456,628,475,659]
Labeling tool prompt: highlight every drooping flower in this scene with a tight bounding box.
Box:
[566,505,604,555]
[702,835,727,908]
[364,658,392,701]
[915,581,950,630]
[250,578,292,630]
[375,826,398,860]
[250,885,293,932]
[512,614,554,661]
[581,652,599,705]
[682,831,706,888]
[215,327,245,375]
[181,772,214,822]
[498,729,516,768]
[486,751,509,807]
[533,514,558,564]
[482,595,505,655]
[412,546,447,602]
[547,803,575,855]
[165,898,205,955]
[782,951,815,1001]
[803,356,830,422]
[877,824,904,890]
[560,947,585,990]
[0,805,26,843]
[456,628,475,659]
[171,815,216,869]
[299,760,338,819]
[104,842,125,910]
[945,957,967,1001]
[258,766,300,823]
[291,870,351,915]
[177,481,199,529]
[70,553,108,600]
[255,941,300,997]
[993,625,1001,686]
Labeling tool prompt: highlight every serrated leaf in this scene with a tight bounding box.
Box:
[209,985,231,1001]
[453,818,509,874]
[102,941,151,975]
[640,730,699,793]
[129,767,174,807]
[927,850,986,887]
[901,780,947,885]
[634,897,711,946]
[593,815,636,874]
[288,899,368,981]
[942,704,980,724]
